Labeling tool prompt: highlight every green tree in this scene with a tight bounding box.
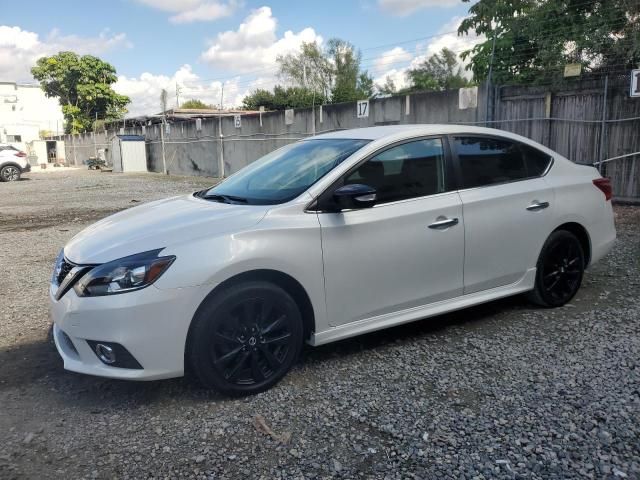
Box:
[277,42,333,99]
[31,52,130,133]
[242,86,327,111]
[357,72,375,99]
[180,99,211,109]
[376,76,398,95]
[458,0,640,85]
[277,38,373,104]
[406,48,472,92]
[328,39,373,102]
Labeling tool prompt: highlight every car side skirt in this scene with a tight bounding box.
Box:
[309,268,536,346]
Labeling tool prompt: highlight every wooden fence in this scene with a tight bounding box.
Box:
[488,75,640,202]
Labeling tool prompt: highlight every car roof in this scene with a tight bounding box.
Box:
[310,124,521,141]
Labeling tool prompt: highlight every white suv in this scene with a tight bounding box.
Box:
[49,125,616,395]
[0,144,30,181]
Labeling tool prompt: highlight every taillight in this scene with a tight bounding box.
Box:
[593,177,612,201]
[14,151,26,158]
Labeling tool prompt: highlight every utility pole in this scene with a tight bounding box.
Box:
[93,111,98,159]
[71,115,77,166]
[218,83,225,178]
[160,89,168,175]
[175,82,182,108]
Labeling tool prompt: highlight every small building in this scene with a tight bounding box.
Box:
[0,82,64,151]
[26,139,66,165]
[109,135,147,172]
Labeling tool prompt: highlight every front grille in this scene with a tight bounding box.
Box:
[56,259,75,285]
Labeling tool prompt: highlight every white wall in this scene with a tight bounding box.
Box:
[0,82,64,150]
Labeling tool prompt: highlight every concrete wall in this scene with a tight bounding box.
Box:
[56,87,485,175]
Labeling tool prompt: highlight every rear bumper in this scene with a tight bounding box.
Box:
[49,282,211,381]
[588,202,616,267]
[21,164,31,173]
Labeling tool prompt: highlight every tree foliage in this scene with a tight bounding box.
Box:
[458,0,640,85]
[31,52,130,133]
[277,42,334,99]
[327,39,374,102]
[242,86,328,111]
[407,48,472,91]
[180,99,211,109]
[271,38,373,107]
[375,48,471,96]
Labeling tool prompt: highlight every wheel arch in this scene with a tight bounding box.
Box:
[187,269,316,346]
[1,161,22,169]
[553,222,592,266]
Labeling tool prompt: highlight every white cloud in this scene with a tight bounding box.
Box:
[200,6,323,73]
[378,0,459,16]
[114,64,265,115]
[373,16,484,91]
[0,25,131,82]
[374,47,412,74]
[135,0,236,23]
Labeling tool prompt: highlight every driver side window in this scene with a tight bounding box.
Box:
[344,138,446,204]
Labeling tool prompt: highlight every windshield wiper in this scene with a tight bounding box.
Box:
[200,193,248,204]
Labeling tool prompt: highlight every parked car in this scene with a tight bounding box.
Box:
[0,144,30,181]
[49,125,616,394]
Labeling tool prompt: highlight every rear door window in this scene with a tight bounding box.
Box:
[520,143,552,176]
[455,137,528,188]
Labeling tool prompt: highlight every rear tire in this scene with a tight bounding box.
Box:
[187,281,303,395]
[0,165,21,182]
[528,230,585,307]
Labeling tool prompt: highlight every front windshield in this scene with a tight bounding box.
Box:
[203,138,370,205]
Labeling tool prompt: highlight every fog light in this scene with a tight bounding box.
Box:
[95,343,116,364]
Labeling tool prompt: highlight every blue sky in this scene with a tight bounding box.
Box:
[1,0,480,114]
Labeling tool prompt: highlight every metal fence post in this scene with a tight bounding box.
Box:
[160,118,167,175]
[598,75,609,174]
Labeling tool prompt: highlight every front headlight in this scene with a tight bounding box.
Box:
[74,249,176,297]
[52,249,65,286]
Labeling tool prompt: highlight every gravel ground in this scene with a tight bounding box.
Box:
[0,169,638,480]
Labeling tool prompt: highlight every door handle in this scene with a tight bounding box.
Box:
[526,201,550,211]
[428,217,459,229]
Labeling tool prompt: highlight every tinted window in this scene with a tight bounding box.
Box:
[344,138,446,203]
[455,137,527,188]
[205,139,369,205]
[521,143,552,176]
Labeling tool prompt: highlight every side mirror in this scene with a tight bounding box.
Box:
[333,184,377,210]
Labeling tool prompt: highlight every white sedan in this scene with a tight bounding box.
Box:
[50,125,616,394]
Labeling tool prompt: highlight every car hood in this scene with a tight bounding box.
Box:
[64,194,269,264]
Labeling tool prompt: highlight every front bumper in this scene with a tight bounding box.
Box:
[49,282,211,381]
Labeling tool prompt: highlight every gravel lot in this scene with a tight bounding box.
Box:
[0,169,638,479]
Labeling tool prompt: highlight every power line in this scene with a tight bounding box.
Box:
[138,9,638,109]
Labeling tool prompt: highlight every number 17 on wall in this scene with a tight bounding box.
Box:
[357,100,369,118]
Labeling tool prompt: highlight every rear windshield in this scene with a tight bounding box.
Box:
[202,139,370,205]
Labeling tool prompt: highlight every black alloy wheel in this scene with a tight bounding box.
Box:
[529,230,585,307]
[188,281,303,395]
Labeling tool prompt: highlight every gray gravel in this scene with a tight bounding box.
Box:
[0,169,639,479]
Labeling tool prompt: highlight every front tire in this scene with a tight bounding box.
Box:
[528,230,585,307]
[0,165,21,182]
[187,281,303,395]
